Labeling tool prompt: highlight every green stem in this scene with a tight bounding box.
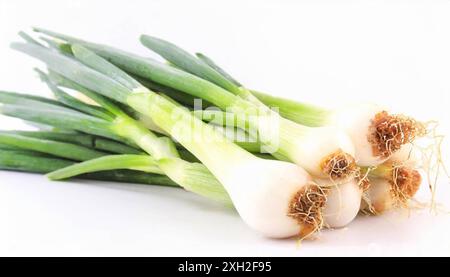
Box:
[140,35,241,94]
[0,145,51,157]
[195,52,242,87]
[11,42,130,103]
[0,132,106,161]
[36,68,114,121]
[127,92,255,180]
[46,69,127,117]
[8,130,94,146]
[0,149,74,173]
[93,137,143,154]
[6,130,142,154]
[111,115,180,159]
[134,74,212,109]
[0,101,124,142]
[177,148,199,162]
[0,144,24,151]
[19,31,45,47]
[250,90,331,127]
[0,90,66,110]
[83,170,178,187]
[47,154,162,180]
[157,158,232,205]
[0,149,178,187]
[138,35,265,108]
[40,36,73,55]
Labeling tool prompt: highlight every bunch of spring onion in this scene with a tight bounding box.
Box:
[0,29,438,239]
[2,32,359,239]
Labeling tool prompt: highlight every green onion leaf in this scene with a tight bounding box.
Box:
[0,132,106,161]
[0,149,74,173]
[140,35,240,94]
[0,90,66,110]
[35,68,114,121]
[71,44,145,92]
[0,103,122,141]
[11,42,130,103]
[18,31,44,47]
[45,69,127,117]
[47,154,162,180]
[195,52,242,87]
[0,149,177,187]
[32,29,239,109]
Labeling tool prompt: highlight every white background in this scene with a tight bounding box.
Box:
[1,0,450,256]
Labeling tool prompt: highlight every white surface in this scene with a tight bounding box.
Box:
[1,0,450,256]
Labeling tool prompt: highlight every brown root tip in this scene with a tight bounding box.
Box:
[368,111,426,159]
[391,167,422,203]
[288,183,328,239]
[320,150,358,181]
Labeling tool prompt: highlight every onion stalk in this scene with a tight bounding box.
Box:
[0,131,107,161]
[7,130,143,154]
[0,148,177,187]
